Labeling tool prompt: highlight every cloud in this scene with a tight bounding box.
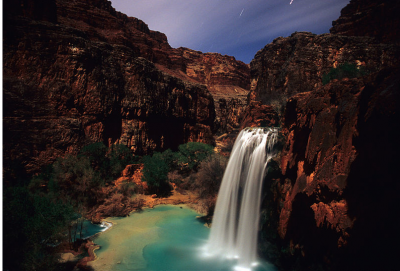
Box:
[110,0,350,63]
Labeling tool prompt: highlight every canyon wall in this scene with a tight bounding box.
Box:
[56,0,250,133]
[252,0,400,270]
[249,32,399,107]
[4,0,400,270]
[264,69,400,271]
[3,0,250,173]
[330,0,400,44]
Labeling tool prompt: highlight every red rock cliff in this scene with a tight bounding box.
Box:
[5,0,248,172]
[267,68,400,271]
[251,0,400,270]
[3,0,251,173]
[56,0,250,132]
[249,32,400,108]
[330,0,400,43]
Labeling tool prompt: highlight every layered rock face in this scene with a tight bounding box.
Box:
[330,0,400,43]
[4,0,250,172]
[251,0,400,270]
[250,31,400,107]
[56,0,250,132]
[239,101,279,130]
[4,0,58,23]
[271,69,400,270]
[3,21,214,171]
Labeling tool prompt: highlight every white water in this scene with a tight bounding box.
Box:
[205,127,278,271]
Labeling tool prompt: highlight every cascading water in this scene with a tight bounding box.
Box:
[204,127,278,271]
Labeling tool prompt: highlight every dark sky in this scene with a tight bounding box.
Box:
[110,0,350,64]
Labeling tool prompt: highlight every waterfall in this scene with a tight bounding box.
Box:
[205,127,278,271]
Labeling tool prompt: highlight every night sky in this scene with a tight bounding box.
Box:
[110,0,350,63]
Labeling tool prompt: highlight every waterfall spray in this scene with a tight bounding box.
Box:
[205,127,278,270]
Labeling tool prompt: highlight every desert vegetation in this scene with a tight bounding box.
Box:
[3,143,140,270]
[322,62,367,85]
[141,141,227,215]
[3,140,227,271]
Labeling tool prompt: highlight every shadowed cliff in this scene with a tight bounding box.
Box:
[251,0,400,270]
[3,0,250,173]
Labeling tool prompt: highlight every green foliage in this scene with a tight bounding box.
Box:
[157,148,178,169]
[193,154,228,216]
[3,186,74,271]
[28,164,54,193]
[79,142,108,171]
[176,142,214,171]
[141,142,214,195]
[79,143,134,183]
[142,152,172,195]
[194,154,227,199]
[108,144,134,179]
[26,142,135,209]
[322,62,366,85]
[3,142,136,270]
[52,154,103,206]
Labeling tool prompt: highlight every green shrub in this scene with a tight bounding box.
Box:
[176,142,214,171]
[107,144,134,180]
[3,186,74,271]
[194,154,227,199]
[4,142,137,270]
[79,143,134,182]
[52,155,103,206]
[79,142,108,171]
[142,152,172,195]
[158,148,179,169]
[322,62,366,85]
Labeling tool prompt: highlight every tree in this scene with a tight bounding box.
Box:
[176,142,214,171]
[79,142,135,182]
[142,152,171,195]
[322,62,366,85]
[194,154,227,199]
[79,142,108,172]
[52,155,103,206]
[107,144,134,180]
[3,186,74,271]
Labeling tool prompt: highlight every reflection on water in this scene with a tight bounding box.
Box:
[90,205,276,271]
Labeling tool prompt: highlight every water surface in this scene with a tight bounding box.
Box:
[89,204,276,271]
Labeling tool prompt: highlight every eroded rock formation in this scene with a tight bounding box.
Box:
[252,0,400,270]
[266,68,400,271]
[56,0,250,132]
[249,32,400,107]
[330,0,400,43]
[3,0,250,172]
[239,101,279,130]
